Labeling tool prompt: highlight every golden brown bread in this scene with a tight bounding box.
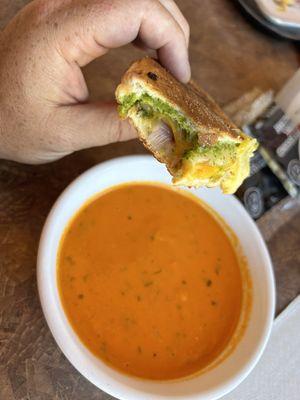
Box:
[116,57,241,146]
[115,58,258,194]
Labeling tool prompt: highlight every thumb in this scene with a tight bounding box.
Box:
[50,102,137,152]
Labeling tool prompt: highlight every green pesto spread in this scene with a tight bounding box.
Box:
[119,93,197,140]
[184,142,239,167]
[119,93,241,164]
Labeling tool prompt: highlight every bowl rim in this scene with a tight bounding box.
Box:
[37,154,276,400]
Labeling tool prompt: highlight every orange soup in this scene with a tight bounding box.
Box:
[57,183,249,380]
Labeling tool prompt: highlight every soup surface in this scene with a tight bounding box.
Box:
[57,183,246,380]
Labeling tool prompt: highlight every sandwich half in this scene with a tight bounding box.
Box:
[115,58,258,194]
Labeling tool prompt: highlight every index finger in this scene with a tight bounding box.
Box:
[138,0,191,82]
[48,0,191,82]
[158,0,190,46]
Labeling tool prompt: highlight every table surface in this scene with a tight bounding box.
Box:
[1,1,300,399]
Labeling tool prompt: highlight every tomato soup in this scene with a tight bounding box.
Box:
[57,183,249,380]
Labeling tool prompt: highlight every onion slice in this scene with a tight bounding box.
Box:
[147,121,174,157]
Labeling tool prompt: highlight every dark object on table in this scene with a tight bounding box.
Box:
[247,101,300,196]
[225,87,299,219]
[236,156,289,219]
[237,0,300,40]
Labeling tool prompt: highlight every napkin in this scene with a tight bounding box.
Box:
[223,296,300,400]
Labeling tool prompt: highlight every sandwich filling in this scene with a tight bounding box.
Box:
[118,86,258,194]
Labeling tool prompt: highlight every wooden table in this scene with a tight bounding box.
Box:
[1,1,300,399]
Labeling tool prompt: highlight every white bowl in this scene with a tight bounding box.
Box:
[37,155,275,400]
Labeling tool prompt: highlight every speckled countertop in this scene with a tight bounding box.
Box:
[0,1,300,399]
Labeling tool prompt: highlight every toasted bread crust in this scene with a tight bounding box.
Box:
[116,58,241,146]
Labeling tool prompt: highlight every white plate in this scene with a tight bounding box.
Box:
[256,0,300,28]
[37,155,275,400]
[238,0,300,40]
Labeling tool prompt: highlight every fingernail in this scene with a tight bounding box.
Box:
[179,56,191,84]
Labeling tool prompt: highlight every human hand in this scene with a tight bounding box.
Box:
[0,0,190,164]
